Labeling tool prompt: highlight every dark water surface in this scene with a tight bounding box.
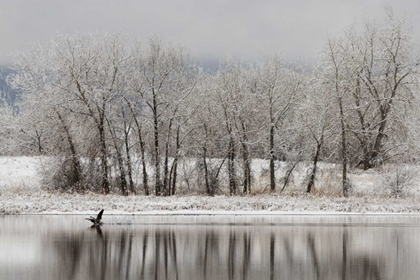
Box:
[1,214,420,280]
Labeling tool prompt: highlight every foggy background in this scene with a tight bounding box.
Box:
[1,0,419,66]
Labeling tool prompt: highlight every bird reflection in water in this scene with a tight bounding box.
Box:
[92,224,103,239]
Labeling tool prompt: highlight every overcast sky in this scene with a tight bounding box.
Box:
[1,0,419,65]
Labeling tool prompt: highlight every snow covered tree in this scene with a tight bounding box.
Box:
[9,33,131,194]
[324,13,420,171]
[53,34,130,194]
[212,58,260,194]
[254,55,303,192]
[129,38,199,196]
[298,72,335,193]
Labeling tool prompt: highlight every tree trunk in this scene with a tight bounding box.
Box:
[370,106,389,167]
[153,91,161,196]
[124,98,149,195]
[107,119,128,196]
[135,121,149,195]
[116,146,128,196]
[122,110,135,194]
[163,140,170,196]
[280,161,299,193]
[240,121,251,194]
[338,96,349,197]
[202,123,213,196]
[203,147,211,196]
[353,78,372,170]
[35,130,44,155]
[170,127,180,195]
[98,119,110,194]
[269,125,276,192]
[124,128,135,194]
[139,131,150,195]
[242,142,251,194]
[55,110,82,193]
[228,136,237,195]
[163,119,173,196]
[307,141,322,193]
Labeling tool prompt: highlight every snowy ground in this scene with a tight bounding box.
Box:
[1,156,420,214]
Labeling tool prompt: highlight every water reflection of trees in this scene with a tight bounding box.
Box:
[48,225,395,279]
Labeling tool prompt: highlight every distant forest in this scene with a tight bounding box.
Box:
[0,67,18,108]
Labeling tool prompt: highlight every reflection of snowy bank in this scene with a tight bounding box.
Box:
[1,156,420,214]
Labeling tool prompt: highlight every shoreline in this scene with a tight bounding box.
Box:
[10,211,420,216]
[3,156,420,215]
[2,192,420,215]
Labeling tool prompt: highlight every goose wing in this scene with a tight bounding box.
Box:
[97,209,104,221]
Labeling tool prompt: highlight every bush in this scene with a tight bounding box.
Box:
[40,157,99,193]
[382,165,417,197]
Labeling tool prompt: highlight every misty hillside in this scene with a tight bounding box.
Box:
[0,66,17,107]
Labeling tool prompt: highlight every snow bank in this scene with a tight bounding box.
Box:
[1,192,420,215]
[0,156,42,188]
[1,157,420,214]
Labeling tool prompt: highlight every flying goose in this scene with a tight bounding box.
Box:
[86,209,104,226]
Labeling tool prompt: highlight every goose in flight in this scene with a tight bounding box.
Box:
[86,209,104,226]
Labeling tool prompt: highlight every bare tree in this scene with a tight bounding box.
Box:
[323,37,351,196]
[299,74,335,193]
[52,34,129,194]
[324,13,419,171]
[9,43,85,191]
[129,38,197,196]
[213,58,244,195]
[255,55,303,192]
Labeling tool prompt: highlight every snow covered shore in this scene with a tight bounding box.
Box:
[2,191,420,215]
[2,156,420,215]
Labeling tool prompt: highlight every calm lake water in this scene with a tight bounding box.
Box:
[1,214,420,280]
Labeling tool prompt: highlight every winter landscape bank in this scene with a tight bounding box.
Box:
[2,14,420,216]
[3,191,420,215]
[2,157,420,215]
